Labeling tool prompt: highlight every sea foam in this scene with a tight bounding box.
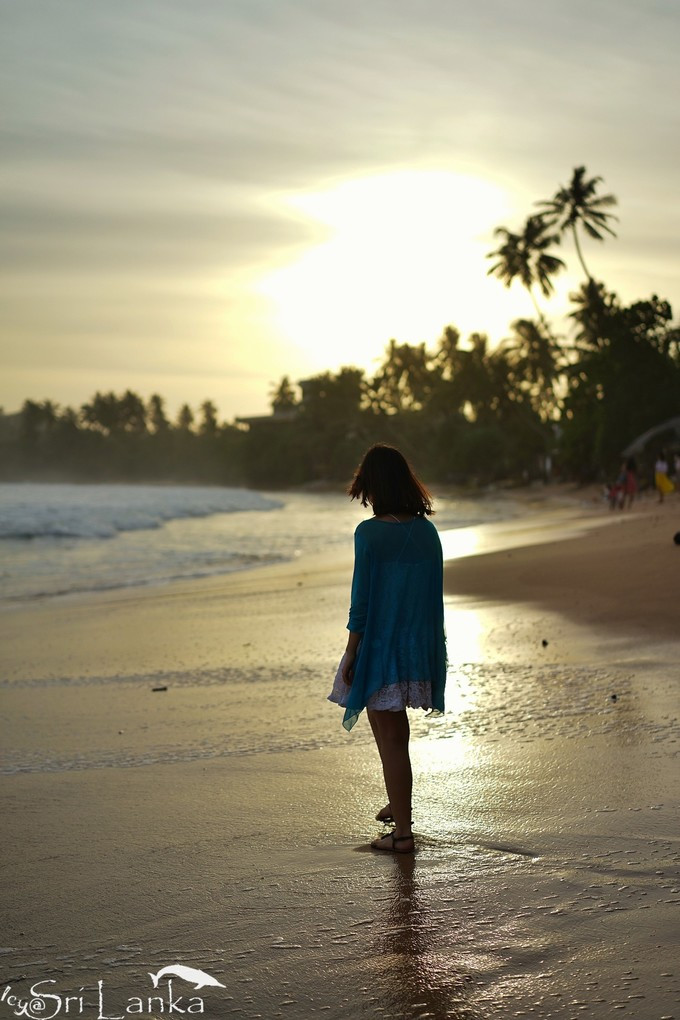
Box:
[0,482,281,540]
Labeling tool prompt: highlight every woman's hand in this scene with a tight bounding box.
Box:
[342,631,361,686]
[342,652,355,686]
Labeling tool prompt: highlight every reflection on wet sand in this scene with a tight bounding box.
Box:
[369,853,479,1019]
[443,603,485,677]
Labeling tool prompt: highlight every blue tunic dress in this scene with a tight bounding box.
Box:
[331,516,447,731]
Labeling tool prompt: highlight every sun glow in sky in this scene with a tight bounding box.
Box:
[1,0,679,420]
[258,171,537,371]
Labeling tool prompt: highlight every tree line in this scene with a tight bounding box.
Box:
[2,167,679,488]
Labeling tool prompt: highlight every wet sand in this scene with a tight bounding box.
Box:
[1,497,679,1019]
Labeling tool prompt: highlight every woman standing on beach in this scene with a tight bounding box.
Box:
[654,451,674,503]
[328,444,447,854]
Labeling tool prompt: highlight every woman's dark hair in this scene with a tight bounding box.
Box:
[348,443,434,517]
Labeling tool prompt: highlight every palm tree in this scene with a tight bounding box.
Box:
[537,166,618,280]
[500,318,563,421]
[176,403,195,432]
[370,340,433,412]
[269,375,299,414]
[448,332,502,422]
[486,215,565,323]
[147,393,170,433]
[199,399,219,436]
[568,280,619,350]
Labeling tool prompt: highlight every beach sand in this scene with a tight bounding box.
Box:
[1,494,679,1019]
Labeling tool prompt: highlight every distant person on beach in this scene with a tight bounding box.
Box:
[327,444,447,855]
[654,451,674,503]
[608,457,637,510]
[622,456,637,509]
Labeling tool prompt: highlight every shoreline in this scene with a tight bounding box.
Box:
[0,481,623,615]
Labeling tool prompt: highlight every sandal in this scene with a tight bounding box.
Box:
[370,832,415,854]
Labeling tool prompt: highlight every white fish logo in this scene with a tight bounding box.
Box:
[148,965,226,989]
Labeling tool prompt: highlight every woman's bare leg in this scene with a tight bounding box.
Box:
[368,709,383,760]
[369,710,414,848]
[368,710,392,820]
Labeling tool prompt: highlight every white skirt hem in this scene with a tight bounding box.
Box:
[327,654,435,712]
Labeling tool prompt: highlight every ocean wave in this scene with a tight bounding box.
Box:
[0,483,282,540]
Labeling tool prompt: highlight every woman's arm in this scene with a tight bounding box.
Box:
[343,528,370,685]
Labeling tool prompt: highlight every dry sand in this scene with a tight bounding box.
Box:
[447,496,680,641]
[1,494,679,1019]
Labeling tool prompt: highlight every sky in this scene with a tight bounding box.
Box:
[2,0,679,421]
